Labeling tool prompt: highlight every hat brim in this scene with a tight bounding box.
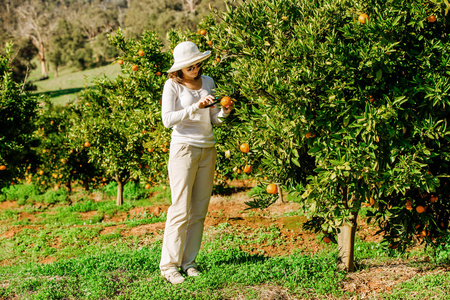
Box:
[166,51,211,73]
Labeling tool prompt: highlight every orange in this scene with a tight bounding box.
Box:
[138,50,145,56]
[406,199,412,210]
[215,57,221,63]
[199,29,207,36]
[162,147,168,153]
[306,132,315,139]
[206,40,213,45]
[0,165,6,171]
[267,183,278,194]
[429,195,438,203]
[358,13,369,24]
[162,185,167,190]
[155,71,162,76]
[84,141,91,147]
[132,65,139,71]
[416,205,425,213]
[240,143,250,153]
[323,237,331,243]
[427,15,436,22]
[220,96,232,107]
[145,184,151,189]
[365,197,375,207]
[117,59,124,65]
[243,165,252,174]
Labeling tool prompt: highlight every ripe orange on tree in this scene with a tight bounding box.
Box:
[215,57,221,63]
[138,49,145,56]
[427,15,436,22]
[306,132,315,139]
[84,141,91,147]
[117,59,124,65]
[0,165,6,171]
[266,183,278,194]
[416,205,426,213]
[429,195,438,203]
[323,236,331,243]
[206,40,213,45]
[155,71,162,76]
[240,143,250,153]
[132,65,139,71]
[365,197,375,207]
[145,183,151,189]
[406,199,413,210]
[243,165,252,174]
[358,13,369,24]
[199,29,207,36]
[221,96,232,107]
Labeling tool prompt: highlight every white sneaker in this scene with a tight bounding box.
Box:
[163,271,185,284]
[185,267,201,277]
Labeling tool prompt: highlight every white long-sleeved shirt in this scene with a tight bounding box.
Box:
[161,75,229,148]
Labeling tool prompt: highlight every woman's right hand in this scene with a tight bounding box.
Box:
[197,95,215,109]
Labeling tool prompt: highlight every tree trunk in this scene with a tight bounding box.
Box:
[66,180,72,193]
[39,48,48,78]
[116,180,124,206]
[275,184,283,204]
[114,173,129,206]
[337,211,358,272]
[82,180,90,191]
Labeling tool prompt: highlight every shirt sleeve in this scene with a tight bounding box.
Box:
[161,79,200,129]
[209,79,229,126]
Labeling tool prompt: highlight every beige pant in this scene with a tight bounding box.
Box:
[159,143,217,275]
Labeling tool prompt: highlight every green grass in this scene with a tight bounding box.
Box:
[380,271,450,299]
[0,184,449,299]
[0,245,346,300]
[30,63,122,106]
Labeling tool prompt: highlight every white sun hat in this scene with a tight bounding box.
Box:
[166,41,211,73]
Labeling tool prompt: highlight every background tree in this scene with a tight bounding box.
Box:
[206,0,450,271]
[0,43,38,192]
[32,99,102,193]
[70,30,171,205]
[14,0,60,78]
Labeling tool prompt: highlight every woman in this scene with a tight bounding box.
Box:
[159,41,233,284]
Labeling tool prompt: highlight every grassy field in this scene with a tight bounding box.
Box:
[0,183,449,299]
[29,62,122,106]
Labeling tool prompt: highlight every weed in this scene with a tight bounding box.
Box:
[43,188,69,204]
[1,184,42,205]
[123,211,166,227]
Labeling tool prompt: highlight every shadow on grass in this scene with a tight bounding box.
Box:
[213,184,251,196]
[36,87,88,99]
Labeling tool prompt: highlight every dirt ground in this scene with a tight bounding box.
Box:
[0,187,443,299]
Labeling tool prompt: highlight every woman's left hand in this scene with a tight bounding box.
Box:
[223,101,234,114]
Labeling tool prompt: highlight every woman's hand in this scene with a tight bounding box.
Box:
[197,95,216,109]
[222,101,234,114]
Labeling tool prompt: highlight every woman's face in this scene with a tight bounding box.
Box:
[181,62,202,80]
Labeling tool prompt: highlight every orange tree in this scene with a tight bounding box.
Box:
[0,43,38,191]
[70,29,171,205]
[207,0,450,271]
[32,99,102,193]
